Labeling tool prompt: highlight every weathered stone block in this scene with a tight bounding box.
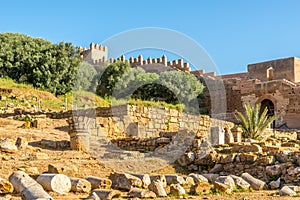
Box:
[188,173,208,183]
[190,182,211,195]
[230,175,250,191]
[279,186,297,196]
[170,183,186,196]
[128,188,156,198]
[48,163,78,177]
[148,180,167,197]
[164,174,185,185]
[231,144,262,153]
[213,181,232,194]
[109,173,142,191]
[241,173,266,190]
[238,153,258,163]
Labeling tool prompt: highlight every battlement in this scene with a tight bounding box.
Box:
[108,54,191,72]
[79,43,108,53]
[79,43,108,64]
[79,42,221,76]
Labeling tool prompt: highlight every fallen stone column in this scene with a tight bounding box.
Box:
[48,163,78,177]
[149,175,167,187]
[109,173,142,191]
[89,189,121,200]
[164,174,185,185]
[86,176,112,189]
[170,183,186,196]
[241,172,266,190]
[128,188,156,198]
[148,180,167,197]
[9,171,53,199]
[71,178,91,193]
[131,174,151,188]
[21,184,53,200]
[36,174,71,194]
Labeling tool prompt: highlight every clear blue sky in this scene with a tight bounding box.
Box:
[1,0,300,74]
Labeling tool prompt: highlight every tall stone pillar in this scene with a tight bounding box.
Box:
[68,116,91,151]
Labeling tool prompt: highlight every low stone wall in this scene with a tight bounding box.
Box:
[111,136,171,152]
[178,139,300,184]
[68,105,217,140]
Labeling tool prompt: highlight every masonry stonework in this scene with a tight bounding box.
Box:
[199,57,300,129]
[80,42,300,129]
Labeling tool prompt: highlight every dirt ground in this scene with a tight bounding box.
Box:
[0,117,297,199]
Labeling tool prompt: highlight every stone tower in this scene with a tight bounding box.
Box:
[80,43,108,65]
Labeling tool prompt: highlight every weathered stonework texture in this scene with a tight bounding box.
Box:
[200,57,300,129]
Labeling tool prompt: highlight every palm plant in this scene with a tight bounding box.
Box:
[235,103,278,139]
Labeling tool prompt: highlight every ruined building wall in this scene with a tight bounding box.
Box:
[201,75,300,129]
[248,57,296,82]
[293,57,300,83]
[65,105,233,140]
[224,79,300,129]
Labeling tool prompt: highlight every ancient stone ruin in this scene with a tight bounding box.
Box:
[80,43,300,129]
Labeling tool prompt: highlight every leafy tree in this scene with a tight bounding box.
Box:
[113,67,159,99]
[235,103,278,139]
[94,61,204,112]
[97,61,131,97]
[0,33,81,95]
[74,62,97,91]
[157,70,204,104]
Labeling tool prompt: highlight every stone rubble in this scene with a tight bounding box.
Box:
[241,173,266,190]
[2,166,300,198]
[1,102,300,199]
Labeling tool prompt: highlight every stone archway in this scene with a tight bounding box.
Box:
[260,99,275,128]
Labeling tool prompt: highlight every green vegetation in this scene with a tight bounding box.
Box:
[232,186,246,193]
[74,62,97,91]
[235,103,278,139]
[0,77,65,110]
[210,188,223,195]
[0,33,205,112]
[0,78,109,111]
[109,98,184,111]
[97,61,131,97]
[97,61,204,113]
[0,33,80,95]
[71,90,110,108]
[267,176,279,182]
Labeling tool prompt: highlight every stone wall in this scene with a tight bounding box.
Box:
[94,105,212,139]
[294,57,300,82]
[66,104,235,150]
[178,138,300,184]
[200,75,300,129]
[224,79,300,129]
[248,57,296,82]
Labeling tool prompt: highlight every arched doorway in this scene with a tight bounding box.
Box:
[260,99,275,128]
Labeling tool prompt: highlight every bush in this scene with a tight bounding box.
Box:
[0,33,81,95]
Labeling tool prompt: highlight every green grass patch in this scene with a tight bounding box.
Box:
[109,97,185,111]
[0,77,35,90]
[232,186,245,193]
[0,78,198,113]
